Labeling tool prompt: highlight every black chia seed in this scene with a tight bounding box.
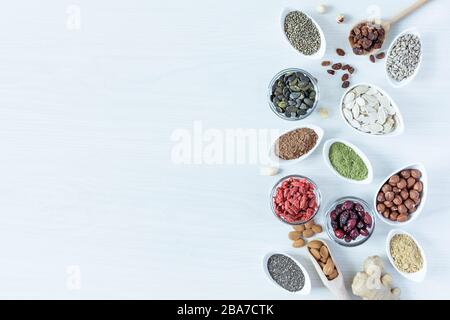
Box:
[267,254,305,292]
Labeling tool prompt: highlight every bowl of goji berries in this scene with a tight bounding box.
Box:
[271,175,321,225]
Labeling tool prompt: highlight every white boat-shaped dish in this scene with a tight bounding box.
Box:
[339,83,405,137]
[322,138,374,184]
[386,229,427,282]
[280,8,326,59]
[262,252,311,295]
[374,163,428,226]
[268,124,324,166]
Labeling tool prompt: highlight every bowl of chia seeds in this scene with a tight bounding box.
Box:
[268,68,320,121]
[263,252,311,294]
[385,28,422,88]
[281,9,326,59]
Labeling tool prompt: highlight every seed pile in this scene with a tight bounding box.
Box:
[284,11,321,56]
[308,240,338,280]
[289,219,323,248]
[387,33,421,82]
[390,234,423,273]
[349,22,385,55]
[275,128,318,160]
[267,254,305,292]
[270,70,317,119]
[342,85,398,135]
[329,142,368,181]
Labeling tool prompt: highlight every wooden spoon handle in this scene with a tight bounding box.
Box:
[389,0,428,25]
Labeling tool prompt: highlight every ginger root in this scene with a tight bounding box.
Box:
[352,256,400,300]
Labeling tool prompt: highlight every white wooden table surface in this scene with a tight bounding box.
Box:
[0,0,448,299]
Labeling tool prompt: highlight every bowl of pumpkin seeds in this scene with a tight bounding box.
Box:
[268,68,320,121]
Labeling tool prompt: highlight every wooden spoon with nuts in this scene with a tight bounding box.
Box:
[348,0,428,55]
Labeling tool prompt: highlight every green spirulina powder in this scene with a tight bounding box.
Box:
[329,142,368,181]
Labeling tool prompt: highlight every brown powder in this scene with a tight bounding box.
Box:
[275,128,318,160]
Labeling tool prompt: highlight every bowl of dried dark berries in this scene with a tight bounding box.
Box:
[325,196,375,247]
[268,68,319,121]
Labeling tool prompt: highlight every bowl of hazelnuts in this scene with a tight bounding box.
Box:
[374,163,427,226]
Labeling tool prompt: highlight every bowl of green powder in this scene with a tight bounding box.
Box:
[322,139,373,184]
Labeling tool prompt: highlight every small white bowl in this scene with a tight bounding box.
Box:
[280,8,326,59]
[262,252,311,295]
[386,229,427,282]
[268,124,324,166]
[385,28,422,88]
[373,163,428,226]
[339,83,405,137]
[322,138,374,184]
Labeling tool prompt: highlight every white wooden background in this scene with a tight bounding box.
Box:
[0,0,448,299]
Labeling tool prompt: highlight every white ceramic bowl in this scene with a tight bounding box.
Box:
[373,163,428,226]
[339,83,405,137]
[322,138,374,184]
[385,28,422,88]
[280,8,326,59]
[268,124,324,166]
[386,229,427,282]
[262,252,311,295]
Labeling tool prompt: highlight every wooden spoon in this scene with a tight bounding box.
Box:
[306,239,351,300]
[349,0,428,55]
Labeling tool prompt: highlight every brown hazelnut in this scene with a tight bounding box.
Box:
[397,214,409,222]
[411,169,422,179]
[392,187,401,193]
[376,203,386,213]
[384,201,394,208]
[414,197,421,205]
[393,195,403,206]
[389,212,398,221]
[383,209,391,218]
[391,205,398,211]
[400,189,409,200]
[413,181,423,192]
[409,189,420,200]
[389,175,400,186]
[408,206,417,214]
[377,192,385,202]
[398,204,408,215]
[404,199,415,210]
[407,177,416,188]
[382,184,392,193]
[400,170,411,178]
[397,179,407,189]
[385,191,395,201]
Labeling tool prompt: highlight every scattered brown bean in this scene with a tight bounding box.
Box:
[327,69,335,75]
[370,55,376,63]
[341,73,349,81]
[336,48,346,56]
[332,63,342,70]
[376,52,385,59]
[321,60,332,66]
[342,81,350,88]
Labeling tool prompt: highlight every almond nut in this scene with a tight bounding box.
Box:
[310,248,321,260]
[292,238,306,248]
[288,231,302,241]
[327,268,338,280]
[319,245,329,260]
[311,224,322,233]
[307,240,323,249]
[293,225,305,232]
[323,257,335,276]
[305,220,315,229]
[302,229,315,238]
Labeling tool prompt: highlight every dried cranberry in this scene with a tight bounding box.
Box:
[339,211,349,226]
[334,229,345,239]
[354,203,364,212]
[342,200,354,210]
[350,229,360,239]
[357,221,365,229]
[360,228,369,237]
[331,220,339,230]
[363,213,373,227]
[350,212,358,220]
[344,235,352,242]
[347,218,357,230]
[330,210,337,221]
